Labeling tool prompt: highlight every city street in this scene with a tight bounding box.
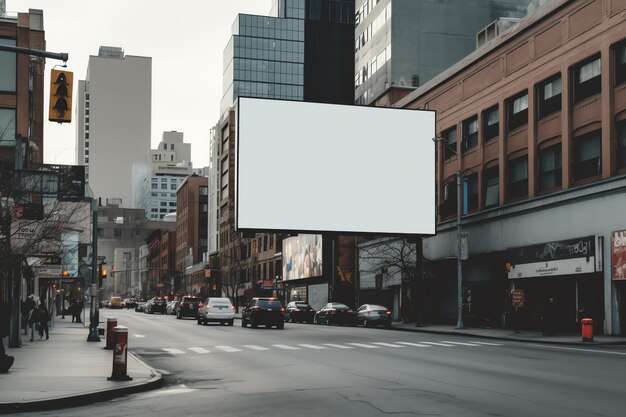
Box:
[14,309,626,417]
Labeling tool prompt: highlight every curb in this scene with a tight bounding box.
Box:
[0,352,163,415]
[388,324,626,346]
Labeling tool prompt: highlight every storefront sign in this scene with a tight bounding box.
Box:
[262,280,274,289]
[508,236,600,279]
[511,290,524,308]
[612,230,626,280]
[33,265,63,278]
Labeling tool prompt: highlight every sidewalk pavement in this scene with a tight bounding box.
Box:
[0,312,162,414]
[389,321,626,346]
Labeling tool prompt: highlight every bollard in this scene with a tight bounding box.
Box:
[581,318,593,342]
[108,326,132,381]
[105,318,117,350]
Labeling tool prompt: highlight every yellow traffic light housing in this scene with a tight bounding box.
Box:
[49,69,73,123]
[62,270,69,278]
[101,269,107,279]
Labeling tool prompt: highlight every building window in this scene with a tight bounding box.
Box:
[483,166,499,208]
[114,228,122,238]
[538,144,562,191]
[508,156,528,199]
[573,55,601,103]
[170,155,174,161]
[97,228,104,237]
[616,41,626,85]
[151,184,158,189]
[161,183,167,189]
[170,183,177,190]
[465,173,478,212]
[462,116,478,151]
[573,130,601,180]
[170,144,174,150]
[0,108,16,146]
[163,143,167,150]
[618,121,626,169]
[0,38,17,92]
[442,126,457,160]
[483,105,499,142]
[537,75,562,119]
[439,178,457,218]
[508,91,528,131]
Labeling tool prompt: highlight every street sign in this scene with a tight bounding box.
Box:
[34,265,63,278]
[512,290,524,308]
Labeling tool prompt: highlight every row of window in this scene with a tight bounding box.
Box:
[442,42,626,160]
[233,81,304,101]
[355,2,391,53]
[355,0,385,27]
[440,122,626,217]
[238,13,304,38]
[354,43,391,88]
[0,38,16,93]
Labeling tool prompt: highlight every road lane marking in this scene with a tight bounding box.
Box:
[372,342,405,348]
[272,344,300,350]
[214,345,241,352]
[162,348,185,354]
[323,344,353,349]
[348,343,380,349]
[298,344,326,349]
[469,341,503,346]
[440,341,482,346]
[529,344,626,356]
[396,342,431,347]
[243,345,270,351]
[133,334,146,338]
[419,342,454,347]
[188,347,210,354]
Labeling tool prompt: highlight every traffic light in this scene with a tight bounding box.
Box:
[62,270,69,279]
[49,69,73,123]
[99,268,107,288]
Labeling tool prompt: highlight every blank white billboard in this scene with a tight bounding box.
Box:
[236,97,435,236]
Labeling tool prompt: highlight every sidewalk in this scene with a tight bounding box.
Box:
[390,321,626,346]
[0,313,162,414]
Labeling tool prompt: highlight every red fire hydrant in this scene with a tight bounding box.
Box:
[108,326,132,381]
[105,318,117,350]
[581,318,593,342]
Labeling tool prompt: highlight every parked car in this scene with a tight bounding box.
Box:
[166,300,180,315]
[241,298,284,329]
[135,302,145,313]
[176,296,202,319]
[124,299,138,309]
[284,301,315,323]
[197,297,235,326]
[355,304,392,328]
[314,303,355,326]
[146,297,167,314]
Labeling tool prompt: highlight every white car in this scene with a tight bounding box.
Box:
[197,297,235,326]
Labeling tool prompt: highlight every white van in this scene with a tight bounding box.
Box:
[197,297,235,326]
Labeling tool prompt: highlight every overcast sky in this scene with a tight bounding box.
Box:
[6,0,272,168]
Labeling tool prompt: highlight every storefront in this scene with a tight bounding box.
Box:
[507,236,604,333]
[612,230,626,335]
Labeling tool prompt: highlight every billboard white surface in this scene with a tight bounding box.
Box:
[237,97,435,235]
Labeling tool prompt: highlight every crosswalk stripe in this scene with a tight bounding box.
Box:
[469,341,503,346]
[396,342,431,348]
[162,348,185,354]
[419,342,454,347]
[298,344,326,349]
[348,343,380,349]
[372,342,404,348]
[133,334,146,338]
[214,345,242,352]
[243,345,270,351]
[323,343,353,349]
[440,341,482,346]
[188,347,210,354]
[273,344,300,350]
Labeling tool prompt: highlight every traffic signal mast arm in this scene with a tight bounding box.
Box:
[0,44,68,62]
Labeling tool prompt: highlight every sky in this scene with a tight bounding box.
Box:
[6,0,273,168]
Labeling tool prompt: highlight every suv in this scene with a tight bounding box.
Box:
[242,298,285,329]
[176,296,202,319]
[197,297,235,326]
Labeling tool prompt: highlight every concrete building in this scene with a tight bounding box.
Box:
[75,46,152,207]
[392,0,626,335]
[354,0,533,105]
[133,131,193,219]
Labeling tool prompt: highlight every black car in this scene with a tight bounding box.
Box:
[134,302,145,313]
[176,296,202,319]
[355,304,392,328]
[314,303,355,326]
[241,298,285,329]
[285,301,315,323]
[147,297,167,314]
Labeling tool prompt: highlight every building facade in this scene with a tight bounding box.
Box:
[76,46,152,207]
[354,0,533,105]
[393,0,626,335]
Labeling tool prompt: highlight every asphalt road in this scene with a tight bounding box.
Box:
[25,309,626,417]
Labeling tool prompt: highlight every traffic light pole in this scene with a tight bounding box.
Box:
[87,199,100,341]
[0,44,68,62]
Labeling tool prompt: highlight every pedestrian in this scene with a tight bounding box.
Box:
[38,303,50,340]
[73,300,83,324]
[24,295,37,342]
[20,300,28,335]
[0,299,9,356]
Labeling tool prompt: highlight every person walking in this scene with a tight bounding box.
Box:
[38,303,50,340]
[24,295,37,342]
